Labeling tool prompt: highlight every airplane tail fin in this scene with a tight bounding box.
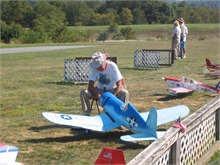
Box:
[206,59,212,67]
[120,108,161,142]
[146,107,157,136]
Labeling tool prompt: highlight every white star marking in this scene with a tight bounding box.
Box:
[126,117,138,128]
[60,114,72,120]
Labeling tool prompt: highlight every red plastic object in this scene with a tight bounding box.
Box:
[94,147,126,165]
[173,117,187,133]
[0,143,6,147]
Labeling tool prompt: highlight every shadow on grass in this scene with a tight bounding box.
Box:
[29,125,70,132]
[203,76,220,80]
[152,93,191,101]
[120,67,160,71]
[46,81,88,86]
[117,141,150,150]
[23,126,150,149]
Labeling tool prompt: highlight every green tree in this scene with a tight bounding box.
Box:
[32,1,67,42]
[65,1,94,26]
[1,1,34,27]
[103,9,118,25]
[91,13,102,25]
[158,3,174,23]
[91,12,115,25]
[132,8,146,24]
[142,1,158,24]
[49,0,66,10]
[119,8,133,25]
[175,2,192,23]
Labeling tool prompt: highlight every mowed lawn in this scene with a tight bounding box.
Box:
[1,36,220,164]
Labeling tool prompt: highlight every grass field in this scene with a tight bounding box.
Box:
[1,25,220,164]
[68,23,220,40]
[68,24,220,32]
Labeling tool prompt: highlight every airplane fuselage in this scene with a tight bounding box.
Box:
[163,77,197,91]
[163,77,219,94]
[99,92,156,137]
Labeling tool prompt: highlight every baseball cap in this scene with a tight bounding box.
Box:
[178,18,184,23]
[89,52,105,69]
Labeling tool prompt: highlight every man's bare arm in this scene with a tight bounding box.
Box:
[88,80,101,100]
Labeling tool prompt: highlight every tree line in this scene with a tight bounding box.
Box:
[1,0,219,43]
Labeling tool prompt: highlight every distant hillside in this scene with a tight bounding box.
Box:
[165,0,220,8]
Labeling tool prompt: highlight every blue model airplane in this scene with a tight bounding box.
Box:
[42,92,189,142]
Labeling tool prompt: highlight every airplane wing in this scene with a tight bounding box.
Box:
[120,132,165,142]
[42,112,120,132]
[167,87,193,93]
[205,69,220,77]
[140,105,190,126]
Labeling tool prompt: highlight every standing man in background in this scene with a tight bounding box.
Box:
[172,20,181,59]
[178,18,188,58]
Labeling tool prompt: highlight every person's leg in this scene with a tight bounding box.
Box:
[183,42,186,58]
[179,38,184,58]
[115,88,129,103]
[172,38,176,59]
[173,39,180,59]
[177,39,180,58]
[80,89,93,115]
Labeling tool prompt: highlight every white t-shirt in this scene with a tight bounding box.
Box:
[172,25,181,39]
[89,61,123,90]
[180,23,188,41]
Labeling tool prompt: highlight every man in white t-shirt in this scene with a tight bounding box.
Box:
[178,18,188,58]
[80,52,129,116]
[172,20,181,59]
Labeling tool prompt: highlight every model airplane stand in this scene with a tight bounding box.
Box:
[94,147,126,165]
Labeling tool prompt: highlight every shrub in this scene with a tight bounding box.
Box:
[108,23,119,34]
[20,30,47,43]
[112,32,124,40]
[1,21,23,43]
[96,31,109,41]
[120,27,136,39]
[61,29,92,42]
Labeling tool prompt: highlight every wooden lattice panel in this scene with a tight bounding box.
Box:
[134,50,160,69]
[179,114,216,165]
[142,49,173,66]
[127,96,220,165]
[154,149,170,165]
[64,59,90,82]
[156,51,173,65]
[64,57,117,82]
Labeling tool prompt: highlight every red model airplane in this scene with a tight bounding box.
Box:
[163,77,220,96]
[202,59,220,77]
[203,59,220,71]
